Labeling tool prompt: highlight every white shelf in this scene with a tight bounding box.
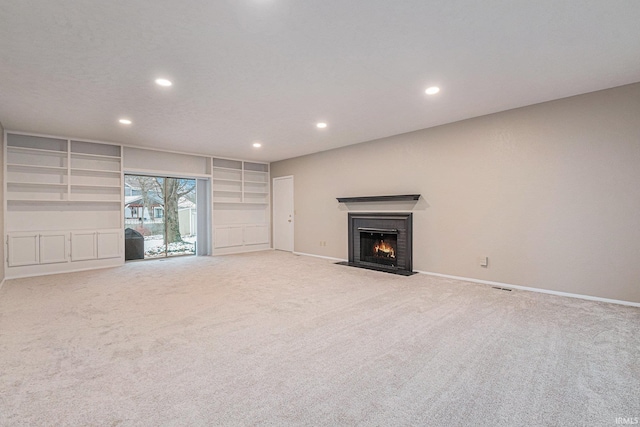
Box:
[7,181,67,187]
[7,163,67,171]
[213,177,243,182]
[7,197,68,202]
[244,180,268,184]
[212,166,242,172]
[213,190,242,194]
[7,198,121,204]
[69,199,121,203]
[70,152,121,160]
[71,167,121,174]
[70,184,121,189]
[213,201,269,205]
[7,146,66,155]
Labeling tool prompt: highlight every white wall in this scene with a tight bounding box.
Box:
[271,82,640,303]
[123,147,210,177]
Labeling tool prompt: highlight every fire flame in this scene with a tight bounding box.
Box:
[373,240,395,258]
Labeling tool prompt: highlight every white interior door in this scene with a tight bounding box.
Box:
[273,176,294,252]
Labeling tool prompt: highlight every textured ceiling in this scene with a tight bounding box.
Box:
[1,1,639,162]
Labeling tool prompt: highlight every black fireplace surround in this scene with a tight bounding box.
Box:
[340,212,415,276]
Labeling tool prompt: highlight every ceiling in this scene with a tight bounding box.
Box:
[1,1,639,162]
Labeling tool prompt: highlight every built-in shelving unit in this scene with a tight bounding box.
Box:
[211,158,270,254]
[5,135,122,204]
[4,132,124,277]
[211,159,269,204]
[3,131,272,276]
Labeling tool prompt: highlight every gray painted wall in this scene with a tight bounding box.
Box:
[0,121,4,282]
[271,82,640,303]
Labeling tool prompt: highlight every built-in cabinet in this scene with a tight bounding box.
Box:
[4,132,123,277]
[3,132,271,277]
[7,229,121,267]
[212,158,270,254]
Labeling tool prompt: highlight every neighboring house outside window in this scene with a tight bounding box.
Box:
[129,207,139,218]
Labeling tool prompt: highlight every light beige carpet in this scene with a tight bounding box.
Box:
[0,251,638,426]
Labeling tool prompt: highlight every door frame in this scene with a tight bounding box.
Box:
[272,175,294,252]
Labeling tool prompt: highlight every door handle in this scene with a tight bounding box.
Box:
[288,219,292,223]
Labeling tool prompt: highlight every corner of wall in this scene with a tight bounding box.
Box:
[0,121,5,283]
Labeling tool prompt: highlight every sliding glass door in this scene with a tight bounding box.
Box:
[124,174,197,260]
[162,177,197,257]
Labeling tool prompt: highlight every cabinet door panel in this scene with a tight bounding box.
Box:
[244,225,269,245]
[8,234,39,267]
[39,233,68,264]
[71,232,97,261]
[214,226,244,248]
[97,231,120,259]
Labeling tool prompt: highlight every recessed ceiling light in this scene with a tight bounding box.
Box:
[253,142,262,148]
[155,78,172,87]
[316,122,327,129]
[425,86,440,95]
[119,119,132,125]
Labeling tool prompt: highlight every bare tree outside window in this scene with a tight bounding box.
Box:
[153,178,196,244]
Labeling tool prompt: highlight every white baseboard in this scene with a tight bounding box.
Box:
[415,270,640,308]
[5,263,123,281]
[290,252,640,308]
[293,251,346,262]
[213,245,272,256]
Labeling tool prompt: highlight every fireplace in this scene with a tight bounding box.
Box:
[360,230,397,267]
[342,213,415,275]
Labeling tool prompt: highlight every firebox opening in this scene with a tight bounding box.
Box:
[360,232,398,267]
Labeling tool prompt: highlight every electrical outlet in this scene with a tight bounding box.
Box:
[479,256,488,267]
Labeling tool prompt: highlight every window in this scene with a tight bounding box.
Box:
[124,174,197,260]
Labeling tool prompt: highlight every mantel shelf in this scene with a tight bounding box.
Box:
[336,194,421,203]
